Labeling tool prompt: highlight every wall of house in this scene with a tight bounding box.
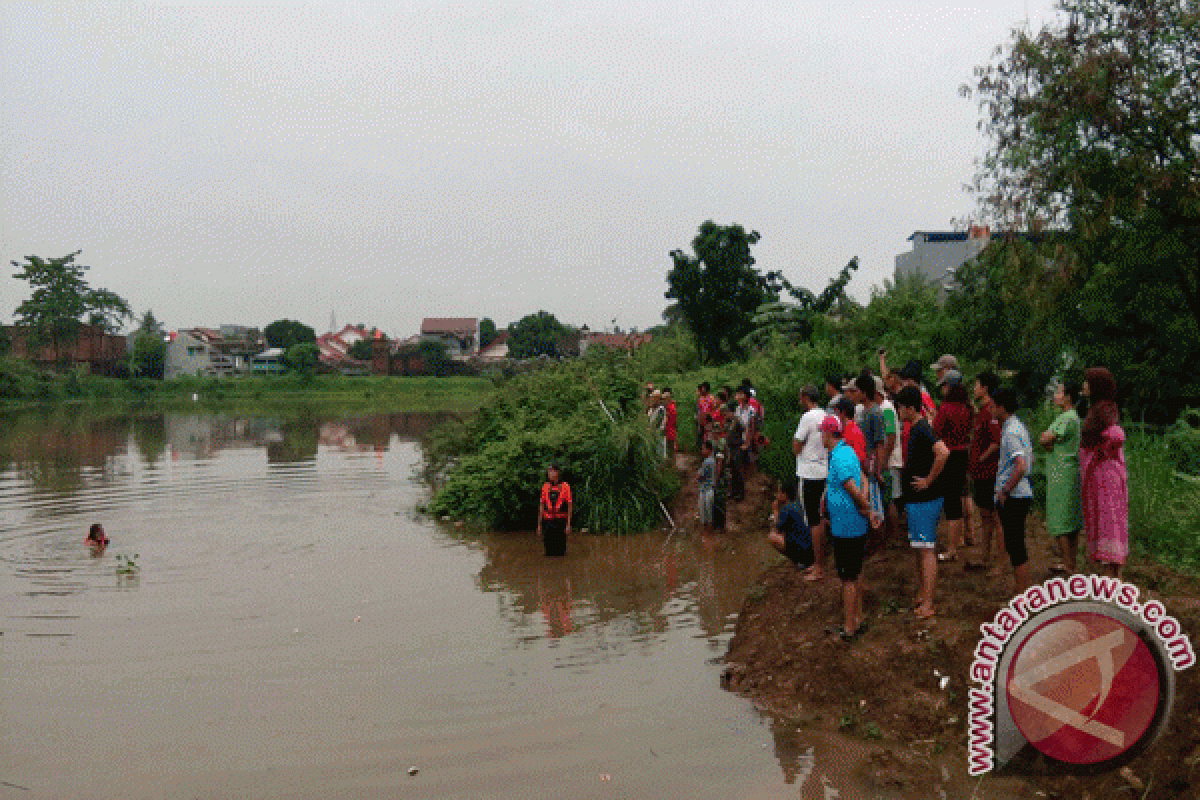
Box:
[165,333,214,379]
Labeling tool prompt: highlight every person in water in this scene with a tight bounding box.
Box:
[537,465,573,557]
[87,523,109,548]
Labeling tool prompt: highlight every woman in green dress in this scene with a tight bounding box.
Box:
[1039,380,1083,572]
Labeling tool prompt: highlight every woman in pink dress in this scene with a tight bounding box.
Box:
[1079,367,1128,578]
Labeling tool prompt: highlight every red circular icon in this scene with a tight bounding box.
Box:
[1006,611,1160,765]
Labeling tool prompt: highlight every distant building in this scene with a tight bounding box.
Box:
[420,318,479,360]
[164,330,236,379]
[578,331,653,356]
[5,324,127,374]
[316,324,371,371]
[477,331,510,362]
[894,226,996,297]
[249,348,286,374]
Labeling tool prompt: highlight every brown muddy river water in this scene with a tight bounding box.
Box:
[1,410,1002,799]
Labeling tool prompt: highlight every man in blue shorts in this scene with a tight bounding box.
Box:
[820,415,880,641]
[768,476,814,570]
[895,387,949,619]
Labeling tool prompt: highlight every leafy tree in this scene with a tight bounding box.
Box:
[741,257,859,349]
[479,318,498,349]
[284,342,320,375]
[11,251,133,361]
[967,1,1200,412]
[418,338,449,375]
[137,310,165,336]
[348,338,375,361]
[665,222,776,363]
[264,319,316,350]
[128,312,168,380]
[507,311,566,359]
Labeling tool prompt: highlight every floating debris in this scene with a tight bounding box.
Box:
[408,766,419,776]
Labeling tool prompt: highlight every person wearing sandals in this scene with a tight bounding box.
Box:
[993,388,1034,593]
[895,387,949,619]
[1039,380,1083,573]
[820,415,881,641]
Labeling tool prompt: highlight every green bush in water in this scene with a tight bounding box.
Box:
[1165,408,1200,476]
[427,354,678,533]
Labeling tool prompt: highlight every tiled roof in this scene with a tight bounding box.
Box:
[421,318,477,335]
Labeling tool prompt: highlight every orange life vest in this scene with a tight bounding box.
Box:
[540,481,572,519]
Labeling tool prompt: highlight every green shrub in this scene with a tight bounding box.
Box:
[1165,409,1200,476]
[1126,429,1200,570]
[427,358,676,533]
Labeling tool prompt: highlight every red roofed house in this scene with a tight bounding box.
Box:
[477,331,509,362]
[579,331,653,355]
[316,324,371,371]
[420,318,479,361]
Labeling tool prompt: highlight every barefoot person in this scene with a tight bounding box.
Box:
[537,465,573,557]
[895,387,949,619]
[793,385,828,581]
[768,477,815,571]
[965,371,1003,571]
[820,415,879,641]
[1040,380,1083,573]
[697,440,717,533]
[1080,367,1128,579]
[993,388,1034,594]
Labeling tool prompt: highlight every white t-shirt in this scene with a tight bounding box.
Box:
[793,407,828,480]
[880,398,904,470]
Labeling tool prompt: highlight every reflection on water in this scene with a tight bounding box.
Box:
[0,410,989,799]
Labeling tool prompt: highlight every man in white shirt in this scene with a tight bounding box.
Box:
[793,385,829,581]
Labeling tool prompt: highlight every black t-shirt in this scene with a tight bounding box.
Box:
[903,419,943,504]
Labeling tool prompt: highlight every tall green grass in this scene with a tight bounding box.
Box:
[425,351,679,534]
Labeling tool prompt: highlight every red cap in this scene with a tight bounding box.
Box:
[819,415,843,434]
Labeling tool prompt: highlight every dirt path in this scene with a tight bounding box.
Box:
[669,454,1200,798]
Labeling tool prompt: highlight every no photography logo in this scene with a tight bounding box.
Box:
[968,576,1194,775]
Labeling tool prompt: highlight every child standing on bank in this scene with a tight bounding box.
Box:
[697,440,717,533]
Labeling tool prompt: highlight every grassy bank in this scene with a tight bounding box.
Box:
[0,359,494,413]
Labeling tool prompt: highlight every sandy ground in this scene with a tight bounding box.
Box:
[669,453,1200,798]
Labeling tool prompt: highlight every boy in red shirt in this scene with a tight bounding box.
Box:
[663,388,678,460]
[965,371,1002,571]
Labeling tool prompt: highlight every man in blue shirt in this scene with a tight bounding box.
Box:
[820,415,880,641]
[993,387,1034,593]
[768,476,814,569]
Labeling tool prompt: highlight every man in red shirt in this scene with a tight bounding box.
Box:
[834,396,868,468]
[965,371,1002,571]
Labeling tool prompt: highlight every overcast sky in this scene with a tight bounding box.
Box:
[1,1,1060,337]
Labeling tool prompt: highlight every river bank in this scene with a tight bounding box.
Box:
[0,372,494,414]
[682,453,1200,798]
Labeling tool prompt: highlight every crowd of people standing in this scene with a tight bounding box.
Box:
[691,355,1130,642]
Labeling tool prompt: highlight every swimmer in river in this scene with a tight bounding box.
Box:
[86,523,109,549]
[536,464,572,557]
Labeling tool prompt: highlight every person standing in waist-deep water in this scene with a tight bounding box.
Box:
[993,388,1035,593]
[1079,367,1128,579]
[1040,379,1083,573]
[537,465,573,557]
